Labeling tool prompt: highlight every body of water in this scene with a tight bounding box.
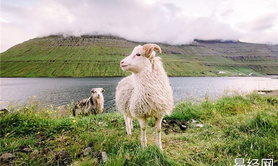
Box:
[0,77,277,110]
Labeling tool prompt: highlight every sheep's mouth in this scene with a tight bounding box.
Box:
[121,64,128,68]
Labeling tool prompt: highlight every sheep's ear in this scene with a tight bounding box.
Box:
[102,89,105,92]
[143,44,162,57]
[91,88,95,93]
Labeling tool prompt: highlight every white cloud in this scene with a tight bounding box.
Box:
[1,0,277,52]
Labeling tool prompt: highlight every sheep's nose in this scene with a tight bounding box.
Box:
[120,60,124,64]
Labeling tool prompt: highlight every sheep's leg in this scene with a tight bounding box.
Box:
[84,107,88,115]
[75,108,81,116]
[72,108,76,116]
[138,118,147,148]
[155,117,163,150]
[124,114,132,135]
[130,119,133,129]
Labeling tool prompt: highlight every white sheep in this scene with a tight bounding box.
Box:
[116,44,173,150]
[73,88,105,116]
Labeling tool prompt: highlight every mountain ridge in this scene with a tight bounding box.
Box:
[1,35,277,77]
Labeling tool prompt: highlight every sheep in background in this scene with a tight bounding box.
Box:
[116,44,173,150]
[73,88,105,116]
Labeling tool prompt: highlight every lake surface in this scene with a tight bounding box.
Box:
[0,77,277,110]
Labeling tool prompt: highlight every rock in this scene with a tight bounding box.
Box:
[191,119,199,123]
[19,145,29,152]
[168,120,178,125]
[30,150,39,159]
[92,152,100,158]
[191,119,204,128]
[101,152,107,163]
[180,125,187,130]
[0,108,8,116]
[55,149,72,165]
[196,124,204,128]
[111,118,118,126]
[111,118,117,123]
[0,153,14,162]
[83,147,92,156]
[22,148,32,153]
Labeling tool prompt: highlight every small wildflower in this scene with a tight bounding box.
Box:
[8,105,14,110]
[37,131,40,135]
[73,120,76,123]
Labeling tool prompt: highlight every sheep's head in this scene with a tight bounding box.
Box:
[120,44,161,73]
[91,88,105,99]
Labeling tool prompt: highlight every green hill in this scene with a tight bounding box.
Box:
[1,35,278,77]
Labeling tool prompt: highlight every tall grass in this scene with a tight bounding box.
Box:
[0,93,277,165]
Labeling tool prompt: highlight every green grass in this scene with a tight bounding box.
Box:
[0,93,277,165]
[1,35,278,77]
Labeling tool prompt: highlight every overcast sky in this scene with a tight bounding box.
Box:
[1,0,278,52]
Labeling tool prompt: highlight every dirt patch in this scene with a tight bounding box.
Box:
[54,148,72,166]
[0,153,14,163]
[162,119,189,134]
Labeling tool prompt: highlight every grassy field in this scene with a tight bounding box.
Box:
[1,35,278,77]
[0,93,277,165]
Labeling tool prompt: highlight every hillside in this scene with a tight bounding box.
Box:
[1,35,278,77]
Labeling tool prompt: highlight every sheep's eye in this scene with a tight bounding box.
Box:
[92,91,95,93]
[136,53,141,56]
